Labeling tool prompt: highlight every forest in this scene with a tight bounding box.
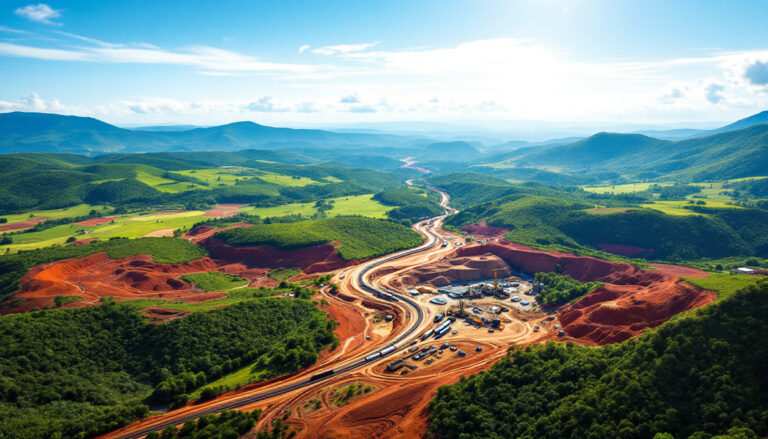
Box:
[0,297,337,439]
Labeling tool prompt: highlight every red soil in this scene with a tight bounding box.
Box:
[143,307,190,323]
[74,216,118,226]
[460,221,509,238]
[203,204,246,218]
[456,241,716,345]
[184,223,251,243]
[201,238,359,274]
[1,253,228,315]
[597,242,653,257]
[70,238,98,246]
[395,253,511,288]
[0,217,48,231]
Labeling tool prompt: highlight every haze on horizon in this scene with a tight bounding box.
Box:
[1,0,768,129]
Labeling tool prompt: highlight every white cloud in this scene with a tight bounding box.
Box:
[245,96,290,112]
[312,42,378,56]
[744,60,768,86]
[705,83,725,104]
[14,4,61,26]
[298,45,310,53]
[339,93,360,104]
[0,41,317,75]
[0,93,71,113]
[0,25,30,34]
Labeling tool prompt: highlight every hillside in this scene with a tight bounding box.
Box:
[502,123,768,181]
[212,216,423,260]
[0,112,420,154]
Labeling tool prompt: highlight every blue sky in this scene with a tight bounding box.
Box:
[1,0,768,127]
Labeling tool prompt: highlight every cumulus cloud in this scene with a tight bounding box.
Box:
[705,83,725,104]
[245,96,290,112]
[339,93,360,104]
[313,42,378,56]
[0,93,69,113]
[744,60,768,86]
[14,3,61,25]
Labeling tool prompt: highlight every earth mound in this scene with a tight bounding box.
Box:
[454,241,715,345]
[201,237,357,274]
[394,253,511,288]
[2,253,226,314]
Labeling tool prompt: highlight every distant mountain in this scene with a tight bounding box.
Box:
[713,110,768,133]
[502,124,768,181]
[131,125,200,132]
[420,141,481,162]
[634,110,768,140]
[0,112,425,154]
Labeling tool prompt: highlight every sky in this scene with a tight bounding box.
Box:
[1,0,768,128]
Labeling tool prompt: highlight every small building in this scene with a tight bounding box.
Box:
[736,267,756,275]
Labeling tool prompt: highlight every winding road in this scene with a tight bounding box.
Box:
[106,186,459,439]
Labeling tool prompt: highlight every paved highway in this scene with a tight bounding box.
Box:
[112,187,455,439]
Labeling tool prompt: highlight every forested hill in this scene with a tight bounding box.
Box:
[501,123,768,181]
[428,280,768,439]
[0,112,418,154]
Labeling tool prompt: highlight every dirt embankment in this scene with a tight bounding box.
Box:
[460,221,509,238]
[73,216,118,226]
[1,253,227,314]
[201,238,359,274]
[184,223,251,243]
[393,253,511,288]
[455,242,715,345]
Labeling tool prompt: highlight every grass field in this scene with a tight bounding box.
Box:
[683,273,764,301]
[181,271,249,291]
[175,167,320,188]
[268,268,301,282]
[584,207,632,215]
[326,194,389,218]
[582,182,674,194]
[639,199,743,216]
[1,204,111,224]
[190,360,271,399]
[1,210,208,252]
[239,194,390,219]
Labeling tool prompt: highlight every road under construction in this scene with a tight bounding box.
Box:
[103,186,556,439]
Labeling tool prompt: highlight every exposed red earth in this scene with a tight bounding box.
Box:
[0,217,48,231]
[460,220,509,238]
[8,206,717,439]
[69,237,99,245]
[201,237,361,274]
[455,241,715,345]
[203,203,247,217]
[73,216,118,226]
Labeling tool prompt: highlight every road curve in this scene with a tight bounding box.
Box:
[111,187,455,439]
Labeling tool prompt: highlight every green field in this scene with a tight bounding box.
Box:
[683,273,764,301]
[1,210,209,252]
[181,271,249,291]
[268,268,302,282]
[239,194,389,219]
[214,216,423,260]
[582,182,674,194]
[326,194,389,218]
[175,167,320,188]
[1,204,111,224]
[190,360,272,399]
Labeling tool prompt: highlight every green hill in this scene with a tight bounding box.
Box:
[213,217,423,260]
